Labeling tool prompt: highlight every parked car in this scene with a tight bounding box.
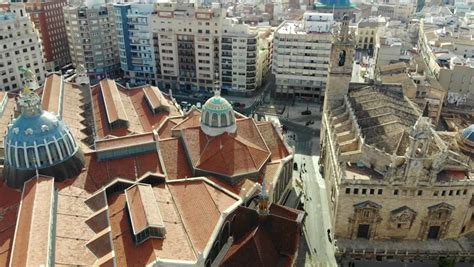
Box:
[301,110,312,115]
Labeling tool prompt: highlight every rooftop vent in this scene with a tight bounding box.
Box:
[125,183,166,245]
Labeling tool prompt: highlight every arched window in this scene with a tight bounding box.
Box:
[27,147,36,167]
[220,113,228,126]
[228,111,235,124]
[38,145,48,166]
[204,111,210,126]
[211,113,219,127]
[338,50,346,66]
[17,148,25,168]
[49,143,59,162]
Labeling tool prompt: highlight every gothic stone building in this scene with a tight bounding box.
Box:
[320,15,474,253]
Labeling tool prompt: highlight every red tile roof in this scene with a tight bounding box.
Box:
[10,176,54,267]
[143,85,169,111]
[157,117,182,139]
[182,127,271,177]
[108,179,238,266]
[0,183,21,266]
[100,79,129,126]
[91,85,129,138]
[74,152,163,193]
[41,74,63,116]
[61,82,91,152]
[168,180,238,251]
[171,108,201,132]
[159,138,193,180]
[95,132,155,151]
[257,122,290,161]
[91,80,181,140]
[125,184,165,235]
[221,205,304,267]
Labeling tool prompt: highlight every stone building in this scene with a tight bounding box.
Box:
[321,14,474,261]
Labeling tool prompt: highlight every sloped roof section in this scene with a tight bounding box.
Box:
[10,176,54,267]
[99,79,129,127]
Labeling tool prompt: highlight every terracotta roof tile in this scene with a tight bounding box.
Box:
[221,205,303,267]
[0,183,21,266]
[143,85,169,111]
[236,118,268,151]
[168,180,238,251]
[221,228,279,267]
[61,82,91,152]
[127,86,181,132]
[157,118,180,139]
[41,74,63,116]
[10,176,54,267]
[74,152,163,193]
[257,122,290,161]
[108,185,197,266]
[125,184,165,235]
[159,138,193,180]
[182,127,271,177]
[91,85,129,138]
[95,132,155,151]
[171,108,201,132]
[100,79,129,126]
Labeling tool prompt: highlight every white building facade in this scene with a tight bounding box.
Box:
[63,2,121,83]
[273,12,334,101]
[0,3,45,91]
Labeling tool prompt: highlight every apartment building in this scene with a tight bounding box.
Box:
[63,2,120,83]
[418,20,474,106]
[114,2,263,95]
[25,0,69,72]
[0,3,45,91]
[114,2,155,86]
[356,16,386,52]
[273,12,334,101]
[221,18,259,93]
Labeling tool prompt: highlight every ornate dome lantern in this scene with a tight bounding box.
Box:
[200,82,237,137]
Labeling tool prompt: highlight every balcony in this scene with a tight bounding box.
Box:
[222,45,232,51]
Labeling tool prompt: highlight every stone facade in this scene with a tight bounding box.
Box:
[320,14,474,257]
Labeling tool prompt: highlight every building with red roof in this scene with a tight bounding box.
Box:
[0,72,303,266]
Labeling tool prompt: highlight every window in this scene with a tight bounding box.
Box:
[354,188,359,194]
[418,190,423,196]
[370,189,375,195]
[378,189,383,195]
[394,189,399,195]
[345,188,350,194]
[463,189,468,195]
[434,191,439,196]
[449,190,453,196]
[442,191,446,196]
[397,223,402,229]
[456,190,460,196]
[362,189,367,194]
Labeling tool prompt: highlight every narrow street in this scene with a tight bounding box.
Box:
[284,119,338,267]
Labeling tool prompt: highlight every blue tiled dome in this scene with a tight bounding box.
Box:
[463,124,474,142]
[320,0,352,7]
[200,93,236,136]
[3,91,84,188]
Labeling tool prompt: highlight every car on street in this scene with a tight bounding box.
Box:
[301,110,312,115]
